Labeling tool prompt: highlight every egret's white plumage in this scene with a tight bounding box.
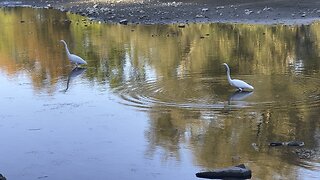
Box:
[60,40,87,66]
[223,63,254,91]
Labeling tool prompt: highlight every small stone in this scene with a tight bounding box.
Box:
[178,23,185,28]
[216,6,224,10]
[245,9,253,15]
[263,7,272,11]
[269,142,283,146]
[202,8,209,12]
[119,19,128,25]
[195,14,204,18]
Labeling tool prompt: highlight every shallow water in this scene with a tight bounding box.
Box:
[0,7,320,180]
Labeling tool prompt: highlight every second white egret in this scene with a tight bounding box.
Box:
[222,63,254,91]
[60,40,87,66]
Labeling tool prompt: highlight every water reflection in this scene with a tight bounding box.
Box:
[228,91,253,105]
[63,67,86,92]
[0,7,320,180]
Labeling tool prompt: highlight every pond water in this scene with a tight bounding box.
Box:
[0,7,320,180]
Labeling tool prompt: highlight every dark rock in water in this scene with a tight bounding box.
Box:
[286,141,304,147]
[270,141,304,147]
[0,174,6,180]
[269,142,283,146]
[196,164,252,179]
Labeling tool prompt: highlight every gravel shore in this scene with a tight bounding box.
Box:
[1,0,320,25]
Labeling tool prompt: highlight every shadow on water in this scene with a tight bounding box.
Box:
[0,7,320,180]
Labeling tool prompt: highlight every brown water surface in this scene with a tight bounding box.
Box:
[0,7,320,180]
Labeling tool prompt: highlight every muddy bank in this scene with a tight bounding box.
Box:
[0,0,320,24]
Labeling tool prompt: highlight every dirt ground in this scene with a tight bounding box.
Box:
[1,0,320,24]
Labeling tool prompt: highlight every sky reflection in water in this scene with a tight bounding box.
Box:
[0,7,320,180]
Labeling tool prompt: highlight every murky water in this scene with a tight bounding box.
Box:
[0,7,320,180]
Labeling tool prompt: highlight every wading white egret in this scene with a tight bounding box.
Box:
[222,63,254,91]
[60,40,87,66]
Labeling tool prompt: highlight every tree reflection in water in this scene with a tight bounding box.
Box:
[0,7,320,180]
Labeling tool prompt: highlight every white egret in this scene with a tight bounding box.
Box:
[222,63,254,91]
[60,40,87,66]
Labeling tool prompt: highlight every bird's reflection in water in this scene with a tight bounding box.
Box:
[63,67,86,92]
[228,90,254,106]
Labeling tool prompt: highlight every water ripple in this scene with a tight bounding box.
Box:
[112,74,320,112]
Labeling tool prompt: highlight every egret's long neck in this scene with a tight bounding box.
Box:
[61,41,71,56]
[225,65,232,83]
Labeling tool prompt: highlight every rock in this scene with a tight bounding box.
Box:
[178,23,186,28]
[216,6,225,10]
[195,14,204,18]
[286,141,305,147]
[252,143,259,151]
[47,4,53,9]
[270,141,304,147]
[0,174,6,180]
[119,19,128,25]
[270,142,283,146]
[202,8,209,12]
[196,164,252,179]
[245,9,253,15]
[263,7,273,11]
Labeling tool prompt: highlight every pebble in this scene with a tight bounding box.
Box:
[195,14,204,18]
[202,8,208,12]
[119,19,128,25]
[245,9,253,15]
[263,6,273,11]
[178,23,185,28]
[216,6,225,10]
